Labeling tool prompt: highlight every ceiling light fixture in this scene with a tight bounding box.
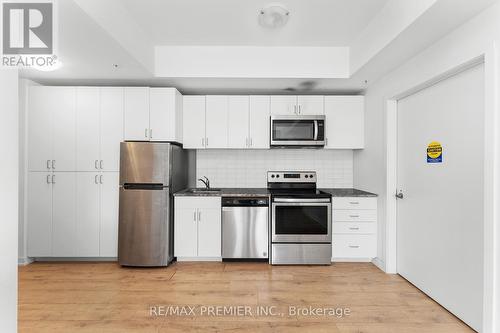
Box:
[259,4,290,29]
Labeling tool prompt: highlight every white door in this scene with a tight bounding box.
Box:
[28,87,53,172]
[76,87,100,171]
[124,87,150,141]
[197,207,221,257]
[205,96,228,148]
[324,96,364,149]
[52,172,77,257]
[270,96,297,115]
[150,88,176,141]
[27,172,52,257]
[100,87,123,172]
[174,208,198,257]
[227,96,249,149]
[52,87,76,171]
[100,172,119,257]
[297,96,324,115]
[249,96,270,149]
[397,64,484,331]
[182,96,206,149]
[76,173,100,256]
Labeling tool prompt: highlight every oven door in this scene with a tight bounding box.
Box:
[272,198,331,243]
[270,116,325,146]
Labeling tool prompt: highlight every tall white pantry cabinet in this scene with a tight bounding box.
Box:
[27,86,122,258]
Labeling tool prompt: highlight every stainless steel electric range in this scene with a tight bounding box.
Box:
[268,171,332,265]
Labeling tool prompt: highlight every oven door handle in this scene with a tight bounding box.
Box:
[273,198,331,203]
[314,120,319,141]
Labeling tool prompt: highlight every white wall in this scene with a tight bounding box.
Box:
[197,149,353,188]
[0,69,19,333]
[354,2,500,331]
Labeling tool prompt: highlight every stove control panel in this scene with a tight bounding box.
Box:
[267,171,317,183]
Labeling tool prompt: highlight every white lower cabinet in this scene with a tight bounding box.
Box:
[27,171,119,258]
[332,197,377,262]
[174,196,221,260]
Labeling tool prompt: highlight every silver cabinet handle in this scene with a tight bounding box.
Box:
[326,138,329,146]
[349,215,359,218]
[149,129,152,139]
[202,138,205,147]
[349,227,360,230]
[145,128,148,138]
[46,160,51,170]
[197,210,201,221]
[349,245,360,248]
[193,210,197,222]
[293,105,297,114]
[51,160,55,169]
[349,202,359,205]
[100,175,103,184]
[250,138,253,147]
[94,175,99,184]
[94,160,98,169]
[206,137,208,147]
[52,175,55,184]
[245,138,248,147]
[46,174,51,184]
[298,105,301,114]
[100,160,103,169]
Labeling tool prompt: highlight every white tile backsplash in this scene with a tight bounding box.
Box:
[196,149,353,188]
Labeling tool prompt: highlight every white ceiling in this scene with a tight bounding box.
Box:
[120,0,389,46]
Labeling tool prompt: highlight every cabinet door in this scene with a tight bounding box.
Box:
[52,172,77,257]
[197,207,222,257]
[27,172,53,257]
[150,88,177,142]
[270,96,297,115]
[76,87,100,171]
[324,96,364,149]
[100,88,124,172]
[297,96,324,115]
[124,87,150,141]
[227,96,249,149]
[100,172,119,257]
[52,87,77,171]
[76,173,100,256]
[174,208,198,257]
[249,96,270,149]
[28,87,53,171]
[182,96,206,149]
[205,96,228,148]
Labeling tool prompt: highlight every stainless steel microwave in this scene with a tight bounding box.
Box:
[270,115,325,147]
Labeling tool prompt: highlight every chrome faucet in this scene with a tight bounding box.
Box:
[198,176,210,189]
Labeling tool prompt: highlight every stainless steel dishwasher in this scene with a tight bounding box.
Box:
[222,197,269,259]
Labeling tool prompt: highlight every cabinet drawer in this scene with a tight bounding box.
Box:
[175,196,221,210]
[333,197,376,210]
[332,234,376,258]
[333,209,376,222]
[333,222,376,234]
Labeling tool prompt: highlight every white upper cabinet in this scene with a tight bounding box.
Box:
[149,88,183,142]
[248,96,270,149]
[76,87,100,171]
[124,87,150,141]
[183,96,206,149]
[297,96,324,115]
[324,96,364,149]
[227,96,249,149]
[205,96,228,148]
[28,87,76,172]
[100,88,124,172]
[270,96,297,115]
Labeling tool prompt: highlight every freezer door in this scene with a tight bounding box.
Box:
[118,187,172,266]
[120,142,171,185]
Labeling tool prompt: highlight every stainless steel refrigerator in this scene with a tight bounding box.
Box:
[118,142,190,267]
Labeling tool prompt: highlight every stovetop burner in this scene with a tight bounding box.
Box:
[269,189,332,198]
[267,171,331,199]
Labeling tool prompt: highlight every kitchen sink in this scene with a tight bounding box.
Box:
[186,188,222,194]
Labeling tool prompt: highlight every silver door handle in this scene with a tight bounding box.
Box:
[100,160,103,169]
[314,120,319,140]
[145,128,148,138]
[396,191,404,199]
[46,160,51,170]
[100,175,103,184]
[52,175,55,184]
[46,174,51,184]
[95,160,99,169]
[51,160,55,169]
[95,175,99,184]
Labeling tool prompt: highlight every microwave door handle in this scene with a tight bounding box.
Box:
[314,120,319,140]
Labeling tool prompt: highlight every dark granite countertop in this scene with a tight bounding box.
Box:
[174,188,377,197]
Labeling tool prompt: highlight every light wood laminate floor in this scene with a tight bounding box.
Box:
[19,262,473,333]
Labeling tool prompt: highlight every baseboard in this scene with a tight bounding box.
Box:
[30,257,118,262]
[332,257,373,263]
[371,257,387,272]
[176,257,222,262]
[18,257,34,266]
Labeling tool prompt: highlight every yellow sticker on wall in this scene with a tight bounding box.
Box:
[427,141,443,163]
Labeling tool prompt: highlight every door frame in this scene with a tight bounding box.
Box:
[384,42,499,332]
